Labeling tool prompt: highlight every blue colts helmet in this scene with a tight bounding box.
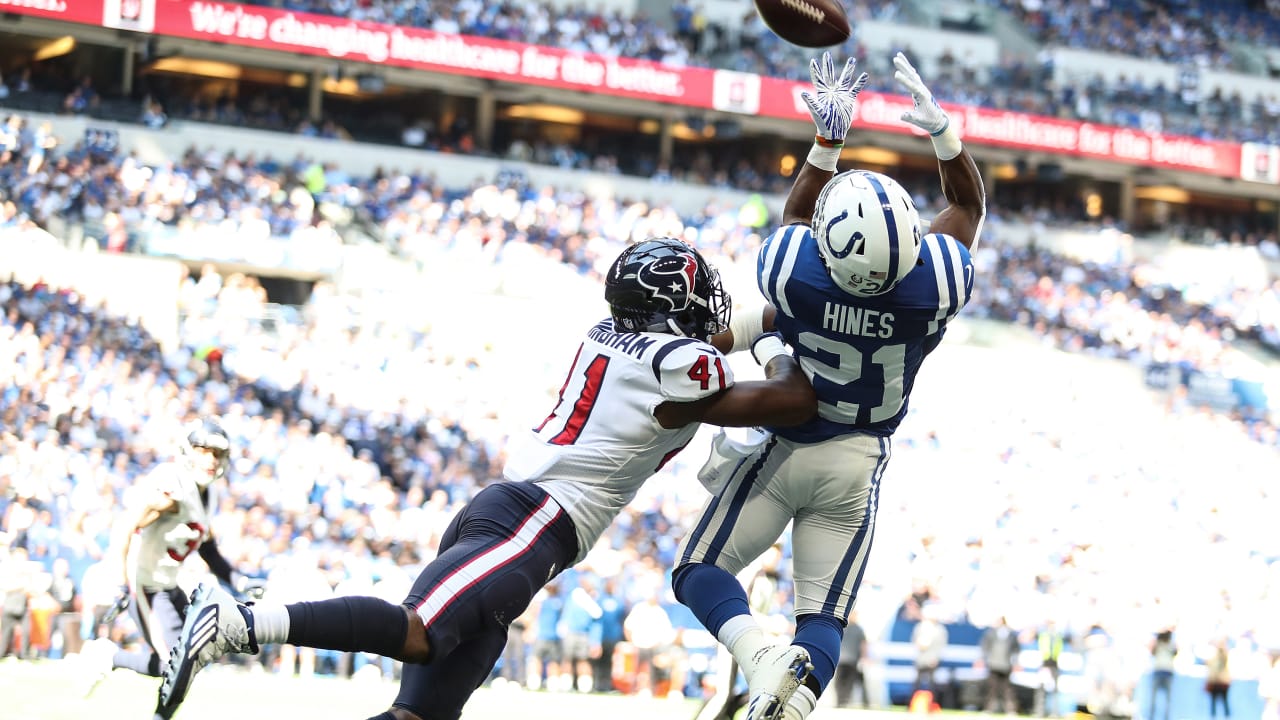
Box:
[813,170,922,297]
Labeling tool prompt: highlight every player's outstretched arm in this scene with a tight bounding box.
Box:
[655,334,816,429]
[782,52,869,227]
[711,304,778,354]
[197,536,237,587]
[893,52,986,251]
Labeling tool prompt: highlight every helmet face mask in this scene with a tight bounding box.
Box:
[814,170,923,298]
[181,419,231,489]
[605,238,731,340]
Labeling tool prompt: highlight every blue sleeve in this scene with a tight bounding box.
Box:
[590,617,603,646]
[756,225,801,307]
[914,233,974,322]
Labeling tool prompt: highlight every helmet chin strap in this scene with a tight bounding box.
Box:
[666,318,691,337]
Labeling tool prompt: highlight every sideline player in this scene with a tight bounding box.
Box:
[81,418,243,719]
[673,51,986,720]
[159,238,819,720]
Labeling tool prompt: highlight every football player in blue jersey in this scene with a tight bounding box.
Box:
[672,51,986,720]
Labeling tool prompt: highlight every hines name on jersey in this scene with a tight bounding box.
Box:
[759,224,973,442]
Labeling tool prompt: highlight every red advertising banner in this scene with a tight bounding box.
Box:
[0,0,105,24]
[4,0,1262,181]
[751,77,1244,179]
[150,0,714,107]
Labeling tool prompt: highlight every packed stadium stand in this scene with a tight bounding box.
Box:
[2,0,1280,718]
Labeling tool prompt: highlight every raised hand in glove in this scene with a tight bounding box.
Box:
[801,52,869,145]
[893,51,950,136]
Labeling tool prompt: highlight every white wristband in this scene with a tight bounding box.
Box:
[727,305,766,354]
[930,122,963,161]
[750,334,789,367]
[806,143,842,172]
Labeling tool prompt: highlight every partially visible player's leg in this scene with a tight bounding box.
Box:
[673,436,809,720]
[160,481,576,713]
[112,588,170,676]
[400,481,577,665]
[788,434,889,713]
[380,627,509,720]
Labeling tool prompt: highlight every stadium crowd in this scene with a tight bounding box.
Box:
[3,237,1279,708]
[4,0,1280,146]
[989,0,1279,65]
[1,93,1279,716]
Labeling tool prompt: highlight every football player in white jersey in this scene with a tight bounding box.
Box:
[81,418,241,719]
[672,52,986,720]
[158,238,819,720]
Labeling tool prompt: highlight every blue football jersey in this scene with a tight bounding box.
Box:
[758,223,974,442]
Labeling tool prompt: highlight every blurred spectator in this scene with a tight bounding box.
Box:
[911,607,948,699]
[623,590,679,698]
[530,582,565,691]
[594,577,628,693]
[1148,628,1177,720]
[1036,620,1067,717]
[1,545,36,660]
[980,615,1020,713]
[1205,638,1231,719]
[560,575,604,692]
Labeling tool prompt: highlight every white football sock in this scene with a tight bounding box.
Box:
[785,686,818,720]
[718,615,768,667]
[249,603,290,645]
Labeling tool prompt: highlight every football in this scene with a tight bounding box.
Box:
[753,0,852,48]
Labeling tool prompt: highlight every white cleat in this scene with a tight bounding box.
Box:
[158,583,258,714]
[79,638,117,697]
[742,644,813,720]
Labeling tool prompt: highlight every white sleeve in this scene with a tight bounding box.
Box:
[656,341,736,403]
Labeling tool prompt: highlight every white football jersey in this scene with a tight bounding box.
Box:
[130,461,216,590]
[505,319,734,561]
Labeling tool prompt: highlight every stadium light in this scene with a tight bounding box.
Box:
[33,36,76,62]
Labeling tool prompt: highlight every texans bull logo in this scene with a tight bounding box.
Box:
[638,254,698,311]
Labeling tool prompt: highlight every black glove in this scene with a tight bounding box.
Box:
[102,585,131,624]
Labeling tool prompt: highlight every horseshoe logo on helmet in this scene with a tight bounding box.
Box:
[824,208,865,260]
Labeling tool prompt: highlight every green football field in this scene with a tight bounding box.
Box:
[0,658,711,720]
[0,657,934,720]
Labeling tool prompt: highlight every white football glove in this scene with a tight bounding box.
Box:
[801,52,869,144]
[893,52,950,136]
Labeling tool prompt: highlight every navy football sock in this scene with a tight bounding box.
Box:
[793,613,843,694]
[285,596,408,657]
[672,563,752,635]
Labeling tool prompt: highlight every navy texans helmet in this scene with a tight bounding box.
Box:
[180,417,232,488]
[605,238,731,340]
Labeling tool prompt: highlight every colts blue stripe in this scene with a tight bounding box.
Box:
[765,226,796,307]
[677,456,744,567]
[842,438,889,618]
[934,235,959,320]
[823,436,889,616]
[862,173,900,294]
[686,436,778,567]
